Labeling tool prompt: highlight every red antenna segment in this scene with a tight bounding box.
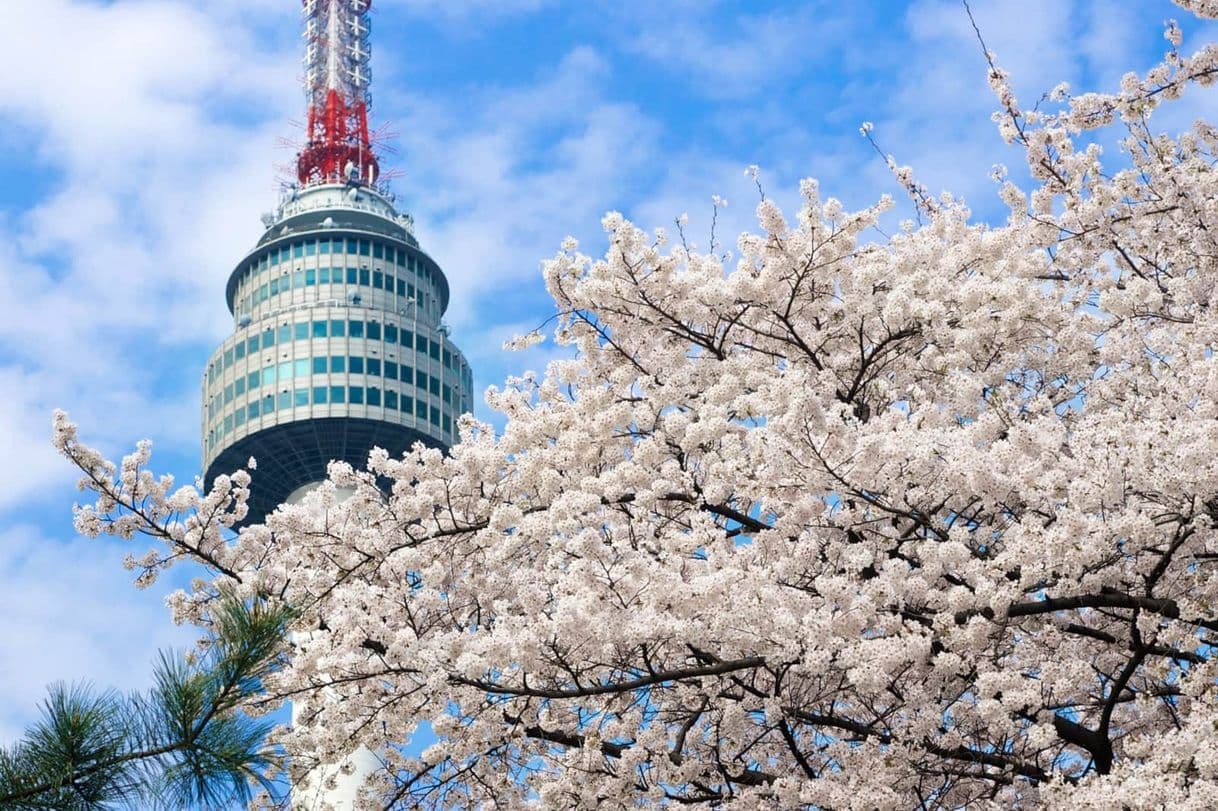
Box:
[297,0,379,186]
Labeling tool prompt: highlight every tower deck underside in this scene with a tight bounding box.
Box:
[205,417,437,526]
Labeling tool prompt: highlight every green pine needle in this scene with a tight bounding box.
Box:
[0,594,294,810]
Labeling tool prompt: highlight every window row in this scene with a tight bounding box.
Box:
[234,265,437,318]
[209,318,468,384]
[242,237,434,284]
[208,356,461,419]
[207,386,454,450]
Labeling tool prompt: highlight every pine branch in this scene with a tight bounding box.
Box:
[0,595,293,810]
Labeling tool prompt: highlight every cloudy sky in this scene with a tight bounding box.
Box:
[0,0,1211,751]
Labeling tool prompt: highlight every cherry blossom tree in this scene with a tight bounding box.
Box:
[52,1,1218,806]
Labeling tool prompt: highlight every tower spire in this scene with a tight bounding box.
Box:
[298,0,378,186]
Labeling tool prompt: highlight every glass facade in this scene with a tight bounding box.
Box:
[203,307,471,458]
[226,234,447,328]
[202,184,472,497]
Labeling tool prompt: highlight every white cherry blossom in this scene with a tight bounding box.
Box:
[52,2,1218,806]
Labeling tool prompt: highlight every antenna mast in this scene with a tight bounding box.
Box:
[297,0,378,187]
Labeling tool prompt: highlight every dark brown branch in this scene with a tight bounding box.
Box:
[453,656,766,699]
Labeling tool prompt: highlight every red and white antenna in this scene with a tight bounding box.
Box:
[297,0,379,186]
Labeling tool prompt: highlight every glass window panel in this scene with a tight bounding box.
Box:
[402,394,414,413]
[313,386,328,404]
[277,361,291,381]
[270,278,279,295]
[346,239,358,254]
[373,243,384,260]
[224,384,233,404]
[224,415,233,434]
[416,399,427,418]
[319,267,330,284]
[235,408,246,427]
[415,369,426,387]
[330,385,345,403]
[396,250,406,267]
[385,325,397,343]
[235,378,246,396]
[430,406,440,426]
[429,376,440,396]
[293,270,304,288]
[247,335,260,353]
[443,414,451,433]
[367,387,381,406]
[262,367,275,385]
[234,343,245,360]
[278,390,292,409]
[294,389,309,407]
[263,394,275,413]
[247,400,260,418]
[247,371,259,390]
[367,322,381,341]
[312,357,326,374]
[367,358,381,376]
[430,340,440,360]
[373,271,383,289]
[305,241,316,257]
[385,390,398,410]
[346,267,358,284]
[330,356,345,373]
[385,361,398,380]
[349,320,364,338]
[416,334,426,352]
[359,268,370,285]
[349,387,364,405]
[359,240,370,256]
[277,325,291,344]
[396,278,406,296]
[312,320,327,338]
[349,357,364,374]
[330,320,346,337]
[294,322,309,340]
[319,240,331,255]
[294,358,309,377]
[305,269,316,285]
[223,348,234,368]
[293,242,304,258]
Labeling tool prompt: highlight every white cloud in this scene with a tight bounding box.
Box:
[625,5,851,99]
[379,46,664,330]
[0,523,196,744]
[0,0,297,510]
[381,0,554,21]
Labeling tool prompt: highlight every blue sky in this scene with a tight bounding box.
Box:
[0,0,1212,751]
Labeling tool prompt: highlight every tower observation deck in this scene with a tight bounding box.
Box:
[201,0,473,527]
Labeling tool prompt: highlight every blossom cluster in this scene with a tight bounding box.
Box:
[53,2,1218,806]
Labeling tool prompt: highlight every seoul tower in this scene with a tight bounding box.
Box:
[202,0,472,529]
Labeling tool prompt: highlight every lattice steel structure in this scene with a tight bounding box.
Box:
[299,0,377,185]
[202,0,472,528]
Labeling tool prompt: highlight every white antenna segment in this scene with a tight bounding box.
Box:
[326,0,341,92]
